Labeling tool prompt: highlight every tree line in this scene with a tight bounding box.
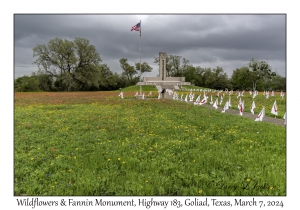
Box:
[14,37,286,92]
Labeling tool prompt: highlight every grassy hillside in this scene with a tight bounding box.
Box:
[116,85,157,92]
[14,92,286,196]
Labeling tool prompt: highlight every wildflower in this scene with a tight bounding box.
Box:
[118,158,121,161]
[30,157,34,161]
[193,160,196,163]
[122,162,125,164]
[145,180,148,183]
[247,178,251,182]
[108,158,111,161]
[73,156,76,159]
[270,186,273,190]
[75,148,78,151]
[199,190,203,194]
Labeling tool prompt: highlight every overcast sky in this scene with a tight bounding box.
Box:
[14,14,286,79]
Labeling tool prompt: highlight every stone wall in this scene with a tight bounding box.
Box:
[143,77,161,82]
[136,81,191,86]
[165,77,185,82]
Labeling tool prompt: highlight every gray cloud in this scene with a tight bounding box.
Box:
[14,14,286,78]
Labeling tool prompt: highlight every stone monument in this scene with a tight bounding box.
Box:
[136,52,191,90]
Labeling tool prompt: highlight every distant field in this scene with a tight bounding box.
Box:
[14,91,286,196]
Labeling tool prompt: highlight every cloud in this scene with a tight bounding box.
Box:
[14,14,286,78]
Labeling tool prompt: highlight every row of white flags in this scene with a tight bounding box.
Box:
[254,101,286,124]
[120,90,286,124]
[180,88,285,98]
[179,92,285,124]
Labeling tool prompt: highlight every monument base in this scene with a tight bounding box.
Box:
[136,52,191,91]
[136,81,191,86]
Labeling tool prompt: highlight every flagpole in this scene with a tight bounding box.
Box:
[139,20,142,96]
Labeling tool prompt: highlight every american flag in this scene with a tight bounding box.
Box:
[131,22,140,31]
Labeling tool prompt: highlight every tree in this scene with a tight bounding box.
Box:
[268,74,286,91]
[231,66,252,90]
[212,66,229,90]
[153,54,192,77]
[201,68,215,88]
[32,37,104,91]
[193,66,205,87]
[168,55,182,77]
[248,58,276,91]
[135,62,153,81]
[119,58,137,85]
[14,76,40,92]
[32,70,54,91]
[183,65,204,86]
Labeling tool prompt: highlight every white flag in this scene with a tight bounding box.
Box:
[119,92,124,99]
[250,101,256,115]
[253,90,258,98]
[266,91,269,99]
[213,98,218,109]
[255,107,265,121]
[271,100,278,116]
[189,93,194,102]
[199,96,207,105]
[238,97,242,109]
[239,101,244,116]
[222,101,229,113]
[225,101,229,110]
[194,95,200,105]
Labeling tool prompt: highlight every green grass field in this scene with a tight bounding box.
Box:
[117,85,157,92]
[14,91,286,196]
